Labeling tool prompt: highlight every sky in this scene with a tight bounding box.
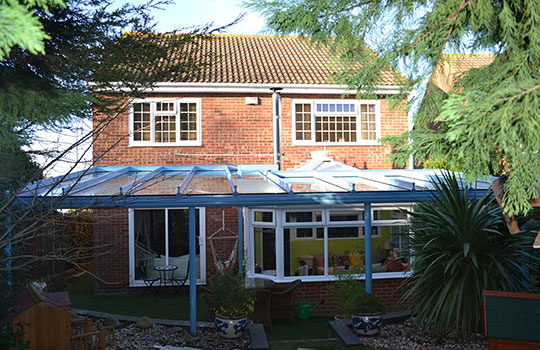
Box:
[143,0,266,34]
[35,0,267,177]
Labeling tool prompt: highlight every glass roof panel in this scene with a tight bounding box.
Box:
[334,176,396,192]
[131,170,188,195]
[183,170,232,195]
[73,171,143,196]
[287,177,347,193]
[34,172,107,196]
[235,174,287,194]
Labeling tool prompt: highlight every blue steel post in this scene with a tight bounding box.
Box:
[188,207,197,333]
[364,202,372,294]
[238,206,243,273]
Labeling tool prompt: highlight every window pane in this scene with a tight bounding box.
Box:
[133,103,151,142]
[359,103,376,141]
[373,209,408,221]
[134,210,165,280]
[155,115,176,143]
[285,211,322,223]
[180,102,198,141]
[295,103,312,141]
[284,228,324,276]
[328,226,359,238]
[168,209,200,278]
[254,227,276,275]
[254,211,273,222]
[315,115,357,143]
[330,210,364,221]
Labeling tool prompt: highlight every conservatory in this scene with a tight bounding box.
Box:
[18,161,492,332]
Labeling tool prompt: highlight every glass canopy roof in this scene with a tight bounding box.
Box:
[18,164,493,209]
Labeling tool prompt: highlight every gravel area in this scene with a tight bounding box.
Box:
[110,323,249,350]
[104,317,487,350]
[358,318,488,350]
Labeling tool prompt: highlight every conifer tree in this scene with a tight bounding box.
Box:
[248,0,540,216]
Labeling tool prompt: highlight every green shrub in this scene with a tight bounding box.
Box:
[403,171,536,338]
[330,270,385,317]
[208,268,254,318]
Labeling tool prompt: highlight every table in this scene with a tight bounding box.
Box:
[153,265,178,288]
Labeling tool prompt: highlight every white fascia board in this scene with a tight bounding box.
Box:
[94,82,404,95]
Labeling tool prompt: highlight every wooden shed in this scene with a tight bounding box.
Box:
[7,286,73,350]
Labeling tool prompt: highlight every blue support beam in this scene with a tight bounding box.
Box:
[189,207,197,333]
[364,202,372,294]
[238,206,243,273]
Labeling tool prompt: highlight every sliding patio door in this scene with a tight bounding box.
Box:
[129,208,205,285]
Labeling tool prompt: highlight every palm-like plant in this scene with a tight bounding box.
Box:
[403,171,536,338]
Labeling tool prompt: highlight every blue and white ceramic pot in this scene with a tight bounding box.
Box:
[215,314,248,339]
[351,313,383,336]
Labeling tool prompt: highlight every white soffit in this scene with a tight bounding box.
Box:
[96,82,403,95]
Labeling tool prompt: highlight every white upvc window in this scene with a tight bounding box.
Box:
[292,99,381,146]
[130,99,202,146]
[246,205,411,282]
[128,208,206,287]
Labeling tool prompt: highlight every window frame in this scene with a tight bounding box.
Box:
[246,205,412,283]
[128,207,207,287]
[129,98,202,147]
[291,99,381,146]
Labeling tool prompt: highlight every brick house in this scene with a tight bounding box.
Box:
[89,34,414,315]
[21,35,495,320]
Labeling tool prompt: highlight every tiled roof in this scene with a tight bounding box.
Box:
[432,54,496,93]
[127,33,400,86]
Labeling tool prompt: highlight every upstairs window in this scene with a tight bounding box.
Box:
[292,100,380,145]
[130,99,201,146]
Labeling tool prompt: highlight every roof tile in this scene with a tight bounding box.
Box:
[127,33,400,85]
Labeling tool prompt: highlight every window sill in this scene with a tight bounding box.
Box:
[247,271,410,283]
[129,142,202,147]
[291,142,381,147]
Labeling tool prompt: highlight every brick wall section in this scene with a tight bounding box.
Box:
[293,278,410,317]
[93,209,130,294]
[91,92,410,300]
[93,93,408,169]
[205,207,241,279]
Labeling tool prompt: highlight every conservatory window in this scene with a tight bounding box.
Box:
[248,205,411,281]
[130,208,205,285]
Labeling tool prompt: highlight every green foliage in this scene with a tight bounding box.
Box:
[208,268,255,318]
[0,0,65,59]
[403,171,537,338]
[248,0,540,216]
[330,270,385,317]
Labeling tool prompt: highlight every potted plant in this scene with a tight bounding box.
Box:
[330,270,385,336]
[208,268,255,339]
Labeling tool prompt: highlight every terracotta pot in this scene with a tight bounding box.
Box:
[215,314,248,339]
[351,313,383,336]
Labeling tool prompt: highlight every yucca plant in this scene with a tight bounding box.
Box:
[402,171,536,338]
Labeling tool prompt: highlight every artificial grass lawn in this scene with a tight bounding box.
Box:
[270,339,375,350]
[68,275,208,320]
[69,275,378,349]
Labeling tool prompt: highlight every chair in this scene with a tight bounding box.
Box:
[172,259,189,289]
[139,261,159,295]
[251,289,272,329]
[270,279,302,323]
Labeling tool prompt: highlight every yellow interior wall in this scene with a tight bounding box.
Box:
[288,229,392,274]
[254,230,262,269]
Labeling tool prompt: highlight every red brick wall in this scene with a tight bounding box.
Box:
[93,93,408,169]
[292,278,410,317]
[93,209,130,294]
